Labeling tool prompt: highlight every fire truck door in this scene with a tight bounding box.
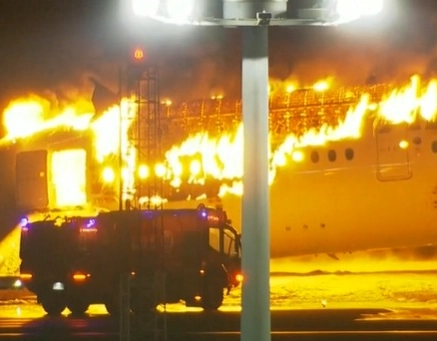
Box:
[181,231,204,266]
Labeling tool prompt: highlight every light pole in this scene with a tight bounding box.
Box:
[127,1,384,340]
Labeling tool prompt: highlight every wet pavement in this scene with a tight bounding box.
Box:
[1,269,437,339]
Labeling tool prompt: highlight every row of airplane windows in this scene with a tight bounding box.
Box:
[308,141,437,163]
[308,148,355,163]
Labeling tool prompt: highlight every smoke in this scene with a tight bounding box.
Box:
[3,1,437,120]
[139,1,437,102]
[266,4,437,87]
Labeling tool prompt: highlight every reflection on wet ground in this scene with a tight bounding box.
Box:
[1,269,437,320]
[2,253,437,320]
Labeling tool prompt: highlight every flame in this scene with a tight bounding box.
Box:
[160,75,437,197]
[3,96,92,139]
[1,96,138,209]
[313,79,331,92]
[51,149,87,207]
[378,75,437,124]
[164,125,244,188]
[2,75,437,210]
[160,93,370,196]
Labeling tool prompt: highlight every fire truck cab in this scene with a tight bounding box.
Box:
[19,205,242,316]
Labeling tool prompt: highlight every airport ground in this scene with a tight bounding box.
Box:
[1,256,437,340]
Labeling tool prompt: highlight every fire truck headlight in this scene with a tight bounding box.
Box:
[20,217,29,230]
[52,282,65,291]
[235,273,244,284]
[13,279,23,288]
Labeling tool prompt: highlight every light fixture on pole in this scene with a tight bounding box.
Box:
[127,2,384,341]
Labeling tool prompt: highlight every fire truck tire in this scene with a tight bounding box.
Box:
[67,300,89,316]
[41,295,67,316]
[201,281,224,311]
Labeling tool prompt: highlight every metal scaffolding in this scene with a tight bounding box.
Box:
[128,64,163,209]
[119,62,167,341]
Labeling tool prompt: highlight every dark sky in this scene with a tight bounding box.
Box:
[1,0,437,135]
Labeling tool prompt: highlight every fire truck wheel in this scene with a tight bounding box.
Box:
[202,281,224,311]
[41,295,67,316]
[67,300,89,316]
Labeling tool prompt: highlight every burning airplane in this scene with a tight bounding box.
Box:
[2,75,437,264]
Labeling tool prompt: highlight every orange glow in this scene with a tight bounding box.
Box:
[158,76,437,197]
[138,164,149,179]
[286,83,297,94]
[378,75,437,124]
[51,149,87,208]
[291,150,304,163]
[2,75,437,208]
[3,96,91,139]
[211,94,223,100]
[235,273,244,283]
[399,140,409,150]
[102,167,116,183]
[20,273,32,280]
[72,273,89,281]
[313,80,330,92]
[133,47,145,61]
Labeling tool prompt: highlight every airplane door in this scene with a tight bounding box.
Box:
[16,150,49,210]
[375,123,412,181]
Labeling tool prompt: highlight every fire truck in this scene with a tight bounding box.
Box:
[19,205,242,316]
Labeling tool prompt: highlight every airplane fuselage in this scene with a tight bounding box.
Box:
[220,120,437,258]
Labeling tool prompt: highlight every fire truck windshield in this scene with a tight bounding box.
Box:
[208,225,240,257]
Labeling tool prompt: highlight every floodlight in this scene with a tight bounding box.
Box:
[335,0,383,23]
[166,0,196,22]
[361,0,384,16]
[131,0,160,17]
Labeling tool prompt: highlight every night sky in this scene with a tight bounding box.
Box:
[1,0,437,137]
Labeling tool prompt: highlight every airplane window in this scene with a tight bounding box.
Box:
[412,136,422,145]
[345,148,354,160]
[328,150,337,162]
[432,141,437,153]
[310,151,319,163]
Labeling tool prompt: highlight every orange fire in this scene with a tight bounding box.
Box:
[2,96,137,208]
[1,75,437,209]
[161,76,437,198]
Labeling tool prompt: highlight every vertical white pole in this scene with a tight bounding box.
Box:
[241,24,271,341]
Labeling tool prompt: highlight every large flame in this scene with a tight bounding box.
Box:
[378,75,437,124]
[2,96,137,209]
[3,96,92,139]
[1,75,437,209]
[51,149,87,207]
[160,76,437,197]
